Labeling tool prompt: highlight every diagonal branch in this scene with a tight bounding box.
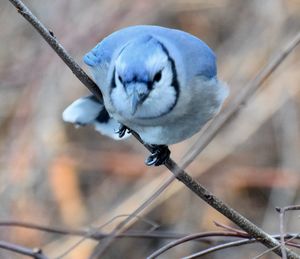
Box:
[182,30,300,168]
[7,0,103,101]
[7,0,300,258]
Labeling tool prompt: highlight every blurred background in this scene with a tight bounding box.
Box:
[1,0,300,258]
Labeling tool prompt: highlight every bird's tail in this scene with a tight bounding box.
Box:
[62,95,130,140]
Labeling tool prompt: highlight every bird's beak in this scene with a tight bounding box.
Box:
[131,89,141,115]
[127,83,150,115]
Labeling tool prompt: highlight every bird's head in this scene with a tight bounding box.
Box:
[109,35,179,120]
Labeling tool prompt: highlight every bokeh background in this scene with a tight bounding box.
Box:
[1,0,300,258]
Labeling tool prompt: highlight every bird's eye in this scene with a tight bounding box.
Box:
[153,70,162,83]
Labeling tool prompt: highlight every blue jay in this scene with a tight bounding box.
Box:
[63,25,228,166]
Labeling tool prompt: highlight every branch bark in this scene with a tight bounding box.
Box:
[8,0,300,258]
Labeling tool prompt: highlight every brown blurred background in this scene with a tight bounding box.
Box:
[1,0,300,258]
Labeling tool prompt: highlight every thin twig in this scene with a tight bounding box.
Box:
[7,0,103,101]
[164,160,299,258]
[2,220,298,259]
[147,231,244,258]
[276,205,300,213]
[184,235,300,259]
[55,214,160,259]
[253,236,299,259]
[150,233,300,259]
[0,220,252,242]
[94,214,160,233]
[213,221,248,236]
[276,205,300,259]
[89,174,177,258]
[0,241,48,259]
[183,239,255,259]
[0,220,257,242]
[280,209,288,259]
[0,221,86,237]
[181,31,300,168]
[8,1,300,258]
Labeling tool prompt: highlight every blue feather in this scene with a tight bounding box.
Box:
[83,25,216,79]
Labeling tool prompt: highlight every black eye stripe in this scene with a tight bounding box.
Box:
[156,41,180,111]
[109,39,180,118]
[111,68,117,89]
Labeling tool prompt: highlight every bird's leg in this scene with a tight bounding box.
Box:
[145,145,170,166]
[116,126,170,166]
[116,124,131,138]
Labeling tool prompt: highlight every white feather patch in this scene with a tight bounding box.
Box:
[63,96,130,140]
[62,97,103,125]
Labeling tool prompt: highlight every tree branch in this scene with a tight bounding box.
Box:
[181,30,300,168]
[8,0,300,258]
[8,0,103,101]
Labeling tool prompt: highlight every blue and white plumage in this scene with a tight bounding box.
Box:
[62,95,129,140]
[63,25,228,165]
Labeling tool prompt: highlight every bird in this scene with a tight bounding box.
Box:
[63,25,229,166]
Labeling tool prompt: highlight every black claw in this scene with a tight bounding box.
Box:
[116,125,129,138]
[145,145,170,166]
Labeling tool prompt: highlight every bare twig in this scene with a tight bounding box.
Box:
[0,241,48,259]
[0,220,245,242]
[276,205,300,213]
[8,0,300,258]
[147,231,243,258]
[253,236,300,259]
[0,220,251,242]
[182,31,300,168]
[164,160,299,258]
[276,205,300,259]
[280,209,288,259]
[55,214,160,259]
[89,174,176,258]
[7,0,103,101]
[185,239,255,259]
[88,214,159,234]
[183,236,300,259]
[1,220,299,259]
[149,233,300,259]
[213,221,248,236]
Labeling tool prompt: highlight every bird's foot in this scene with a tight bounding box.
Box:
[116,124,131,138]
[145,145,170,166]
